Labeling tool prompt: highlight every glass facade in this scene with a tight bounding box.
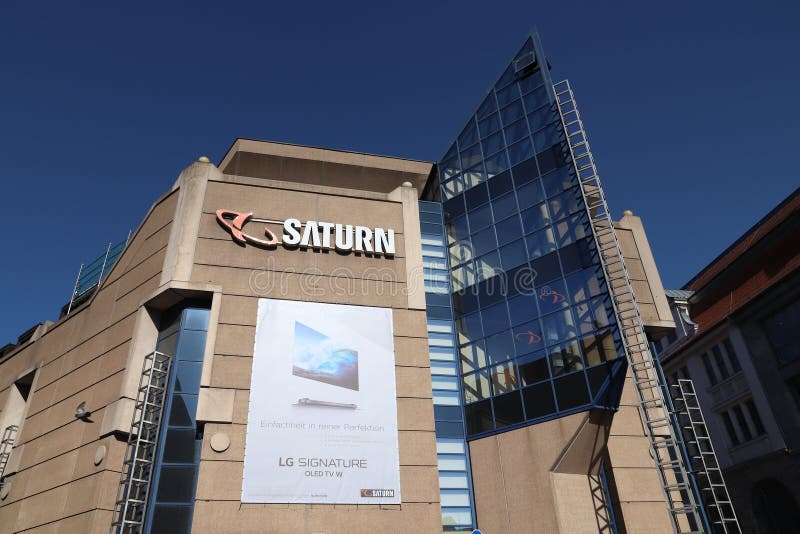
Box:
[145,306,210,533]
[420,201,476,531]
[437,35,626,439]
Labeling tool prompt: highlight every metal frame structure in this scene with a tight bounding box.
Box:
[0,425,19,490]
[672,379,741,534]
[111,351,173,533]
[553,79,706,533]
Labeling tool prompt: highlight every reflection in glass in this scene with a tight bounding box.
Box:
[517,350,549,385]
[548,339,583,376]
[490,362,519,395]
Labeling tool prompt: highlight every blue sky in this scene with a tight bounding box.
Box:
[1,1,797,344]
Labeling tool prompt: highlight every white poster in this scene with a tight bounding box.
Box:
[242,298,401,504]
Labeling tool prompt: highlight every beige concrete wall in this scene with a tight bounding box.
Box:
[614,212,674,336]
[188,170,441,533]
[0,189,180,534]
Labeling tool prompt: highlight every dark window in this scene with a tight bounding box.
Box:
[488,170,513,198]
[522,382,556,420]
[702,353,719,386]
[558,238,596,275]
[548,339,583,376]
[722,338,742,373]
[443,195,466,219]
[510,157,540,186]
[536,144,568,175]
[530,252,561,284]
[495,215,523,246]
[745,399,767,435]
[553,372,590,410]
[468,203,493,231]
[586,363,611,397]
[517,350,549,385]
[435,421,465,438]
[435,405,464,422]
[465,399,494,435]
[712,346,730,380]
[492,392,524,428]
[732,404,753,441]
[481,302,510,335]
[471,227,497,256]
[721,411,740,446]
[499,239,528,271]
[764,300,800,364]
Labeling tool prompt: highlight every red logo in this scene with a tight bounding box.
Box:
[515,330,542,345]
[538,286,566,304]
[216,209,280,248]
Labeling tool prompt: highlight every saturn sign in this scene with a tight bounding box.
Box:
[216,209,396,256]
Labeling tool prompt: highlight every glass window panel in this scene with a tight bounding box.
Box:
[477,93,497,119]
[442,507,474,527]
[451,264,473,292]
[488,170,513,198]
[492,192,517,216]
[496,83,520,107]
[438,454,468,471]
[587,363,612,398]
[541,167,577,198]
[527,103,555,132]
[429,347,457,362]
[440,152,460,179]
[712,345,730,380]
[507,293,540,326]
[478,112,501,137]
[481,301,510,335]
[510,157,540,186]
[465,399,494,435]
[432,376,460,391]
[517,350,549,385]
[565,267,606,304]
[702,353,718,385]
[169,394,198,427]
[174,361,203,393]
[436,438,466,455]
[464,181,489,210]
[485,150,509,177]
[449,243,473,268]
[559,239,596,275]
[523,83,548,107]
[463,164,486,189]
[456,312,483,345]
[463,370,491,403]
[431,361,458,376]
[536,278,570,315]
[532,123,563,152]
[435,421,465,438]
[541,309,577,346]
[468,203,493,231]
[156,331,179,358]
[548,339,583,376]
[485,330,515,365]
[745,399,766,435]
[435,405,464,421]
[458,120,478,148]
[439,473,469,489]
[445,215,469,245]
[732,404,752,441]
[499,239,528,271]
[490,362,519,395]
[574,295,615,335]
[516,179,545,210]
[523,382,557,420]
[504,118,529,145]
[441,489,471,507]
[507,138,534,166]
[492,391,524,428]
[521,205,551,236]
[150,505,193,534]
[554,213,590,248]
[537,145,568,175]
[495,215,523,246]
[723,338,742,373]
[500,100,524,125]
[475,251,501,281]
[548,187,584,222]
[460,144,482,170]
[581,330,621,366]
[460,341,487,373]
[162,428,198,463]
[530,251,562,283]
[156,465,197,503]
[519,70,544,93]
[433,390,461,406]
[182,308,210,331]
[721,411,740,445]
[443,195,465,219]
[512,319,544,352]
[482,130,505,156]
[554,372,591,411]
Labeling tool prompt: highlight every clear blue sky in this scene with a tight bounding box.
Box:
[1,1,797,344]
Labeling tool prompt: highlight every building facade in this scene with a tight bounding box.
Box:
[659,188,800,534]
[0,35,715,533]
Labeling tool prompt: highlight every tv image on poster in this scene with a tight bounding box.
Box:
[292,321,359,391]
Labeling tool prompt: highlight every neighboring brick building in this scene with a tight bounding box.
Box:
[659,187,800,534]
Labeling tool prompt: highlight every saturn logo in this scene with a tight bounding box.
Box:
[216,209,281,247]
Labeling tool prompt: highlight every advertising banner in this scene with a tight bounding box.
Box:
[242,298,401,504]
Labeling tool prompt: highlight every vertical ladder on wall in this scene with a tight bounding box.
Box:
[553,79,706,533]
[111,351,172,533]
[672,379,741,534]
[0,425,19,489]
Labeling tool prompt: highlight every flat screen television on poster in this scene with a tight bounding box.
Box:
[292,321,360,391]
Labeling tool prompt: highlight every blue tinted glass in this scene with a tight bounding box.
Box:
[471,227,497,257]
[151,505,193,534]
[457,312,483,344]
[492,192,517,216]
[477,93,497,119]
[512,319,544,353]
[182,308,210,331]
[485,330,515,364]
[481,302,510,335]
[482,130,504,156]
[523,86,549,112]
[518,69,543,94]
[541,309,577,346]
[484,150,509,177]
[169,394,198,426]
[548,187,584,221]
[531,252,562,284]
[468,204,493,231]
[541,167,577,197]
[558,239,596,275]
[174,361,203,393]
[464,182,489,210]
[499,239,527,271]
[162,428,198,463]
[500,100,524,125]
[435,421,466,438]
[504,119,528,145]
[520,203,550,234]
[511,157,540,186]
[496,83,520,107]
[516,179,545,210]
[460,145,482,170]
[475,251,501,280]
[528,105,556,132]
[565,267,606,303]
[478,113,501,137]
[536,279,570,315]
[458,120,478,148]
[448,215,470,243]
[156,466,197,503]
[176,330,207,361]
[507,293,540,326]
[488,171,513,198]
[507,138,534,166]
[525,228,557,260]
[495,216,523,246]
[532,123,563,152]
[554,213,590,248]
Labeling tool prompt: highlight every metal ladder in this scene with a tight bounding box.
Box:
[111,351,172,533]
[553,79,705,533]
[672,379,741,534]
[0,425,19,489]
